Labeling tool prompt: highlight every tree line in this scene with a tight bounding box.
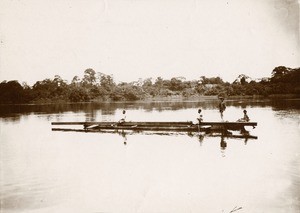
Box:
[0,66,299,104]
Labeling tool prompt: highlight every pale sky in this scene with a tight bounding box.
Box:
[0,0,299,85]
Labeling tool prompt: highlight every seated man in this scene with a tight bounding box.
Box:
[112,110,126,127]
[118,110,126,124]
[237,110,250,122]
[197,108,203,123]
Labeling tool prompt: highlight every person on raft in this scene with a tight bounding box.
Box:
[197,108,203,123]
[237,109,250,122]
[112,110,126,127]
[118,109,126,124]
[218,96,226,120]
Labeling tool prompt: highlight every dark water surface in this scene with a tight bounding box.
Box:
[1,99,300,212]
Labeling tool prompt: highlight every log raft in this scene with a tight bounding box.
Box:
[51,121,257,134]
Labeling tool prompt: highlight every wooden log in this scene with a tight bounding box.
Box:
[93,125,199,132]
[51,121,194,126]
[51,121,256,127]
[199,122,257,126]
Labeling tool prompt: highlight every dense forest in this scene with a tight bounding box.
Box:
[0,66,299,104]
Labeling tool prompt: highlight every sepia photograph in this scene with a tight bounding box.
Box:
[0,0,299,212]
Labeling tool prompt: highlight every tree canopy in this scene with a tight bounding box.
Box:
[0,66,299,104]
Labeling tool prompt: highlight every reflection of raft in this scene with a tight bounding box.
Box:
[51,128,258,139]
[51,121,257,134]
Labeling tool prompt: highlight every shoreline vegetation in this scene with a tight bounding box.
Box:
[0,66,299,104]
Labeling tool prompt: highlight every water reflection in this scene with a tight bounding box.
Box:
[121,130,127,145]
[1,98,299,122]
[220,137,227,150]
[1,99,300,212]
[51,128,257,152]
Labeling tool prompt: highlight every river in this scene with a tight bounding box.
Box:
[1,99,300,213]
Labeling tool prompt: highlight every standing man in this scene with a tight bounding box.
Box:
[218,97,226,120]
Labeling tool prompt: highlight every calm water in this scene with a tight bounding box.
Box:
[1,99,300,213]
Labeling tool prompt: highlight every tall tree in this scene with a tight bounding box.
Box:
[82,68,96,86]
[271,66,290,79]
[0,81,24,103]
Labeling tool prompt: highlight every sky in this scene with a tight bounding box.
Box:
[0,0,299,85]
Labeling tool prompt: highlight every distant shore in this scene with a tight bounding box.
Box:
[1,66,299,104]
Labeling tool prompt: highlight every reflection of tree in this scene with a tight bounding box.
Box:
[1,116,21,123]
[1,98,299,122]
[143,101,220,112]
[85,108,97,122]
[101,109,115,115]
